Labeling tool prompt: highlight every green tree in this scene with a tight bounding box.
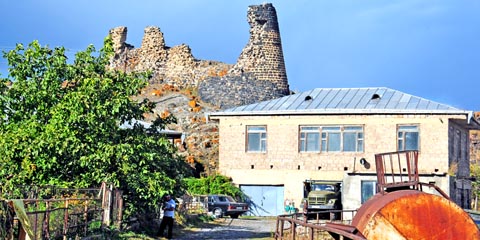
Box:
[184,175,244,200]
[0,38,192,217]
[471,163,480,210]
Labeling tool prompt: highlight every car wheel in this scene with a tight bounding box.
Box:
[230,214,239,219]
[213,208,223,218]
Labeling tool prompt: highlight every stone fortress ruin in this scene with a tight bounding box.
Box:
[109,3,290,109]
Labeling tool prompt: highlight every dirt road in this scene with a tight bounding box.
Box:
[175,217,276,239]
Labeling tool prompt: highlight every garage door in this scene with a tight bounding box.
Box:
[240,185,284,216]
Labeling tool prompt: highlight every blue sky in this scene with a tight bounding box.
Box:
[1,1,479,110]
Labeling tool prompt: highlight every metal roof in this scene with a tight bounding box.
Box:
[210,87,470,116]
[120,119,184,139]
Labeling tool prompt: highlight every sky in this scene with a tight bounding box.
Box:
[1,0,479,110]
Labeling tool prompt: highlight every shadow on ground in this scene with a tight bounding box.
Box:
[173,217,275,239]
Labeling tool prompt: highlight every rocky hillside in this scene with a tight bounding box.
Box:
[134,83,220,175]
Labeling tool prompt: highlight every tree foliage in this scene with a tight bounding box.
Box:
[184,175,244,199]
[0,38,192,217]
[471,163,480,210]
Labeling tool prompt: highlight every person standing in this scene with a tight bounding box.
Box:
[158,194,176,239]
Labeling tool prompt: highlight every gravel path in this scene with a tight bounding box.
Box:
[174,217,277,239]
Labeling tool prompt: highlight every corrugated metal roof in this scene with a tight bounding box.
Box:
[210,87,469,116]
[120,119,184,138]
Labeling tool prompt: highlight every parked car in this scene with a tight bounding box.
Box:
[207,194,248,218]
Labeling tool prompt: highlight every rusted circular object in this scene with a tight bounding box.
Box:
[352,190,480,240]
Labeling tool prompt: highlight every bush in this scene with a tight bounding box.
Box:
[184,175,244,200]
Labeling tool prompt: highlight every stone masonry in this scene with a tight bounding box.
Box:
[213,113,468,212]
[109,3,290,109]
[230,3,289,94]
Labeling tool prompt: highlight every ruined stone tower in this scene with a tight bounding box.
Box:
[108,3,289,109]
[231,3,289,95]
[109,26,128,53]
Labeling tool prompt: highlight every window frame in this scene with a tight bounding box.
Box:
[299,125,364,153]
[397,125,420,151]
[321,126,342,152]
[361,180,377,204]
[299,126,321,152]
[246,125,267,153]
[342,126,364,152]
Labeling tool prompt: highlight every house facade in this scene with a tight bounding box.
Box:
[208,87,479,216]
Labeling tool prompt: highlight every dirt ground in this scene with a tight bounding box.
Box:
[172,217,277,240]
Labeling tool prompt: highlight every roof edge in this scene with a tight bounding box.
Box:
[208,109,471,117]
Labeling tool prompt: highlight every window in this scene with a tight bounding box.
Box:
[300,126,320,152]
[361,180,377,203]
[217,196,228,202]
[300,125,364,152]
[247,126,266,152]
[322,127,341,151]
[343,126,364,152]
[398,125,419,151]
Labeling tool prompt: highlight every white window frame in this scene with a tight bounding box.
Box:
[246,125,267,153]
[321,126,342,152]
[299,126,320,152]
[342,126,364,152]
[397,125,419,151]
[299,125,364,153]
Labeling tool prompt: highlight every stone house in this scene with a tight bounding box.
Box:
[208,87,480,216]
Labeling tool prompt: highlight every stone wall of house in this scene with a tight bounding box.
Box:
[108,3,289,109]
[213,113,467,211]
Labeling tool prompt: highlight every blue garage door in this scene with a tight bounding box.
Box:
[240,185,284,216]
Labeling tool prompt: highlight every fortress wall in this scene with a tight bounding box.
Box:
[109,3,290,109]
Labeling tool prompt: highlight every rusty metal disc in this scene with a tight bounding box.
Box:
[352,190,480,240]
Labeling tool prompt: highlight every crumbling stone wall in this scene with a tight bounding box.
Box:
[109,25,217,88]
[198,73,286,108]
[109,3,289,109]
[198,3,290,108]
[137,26,167,71]
[230,3,289,95]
